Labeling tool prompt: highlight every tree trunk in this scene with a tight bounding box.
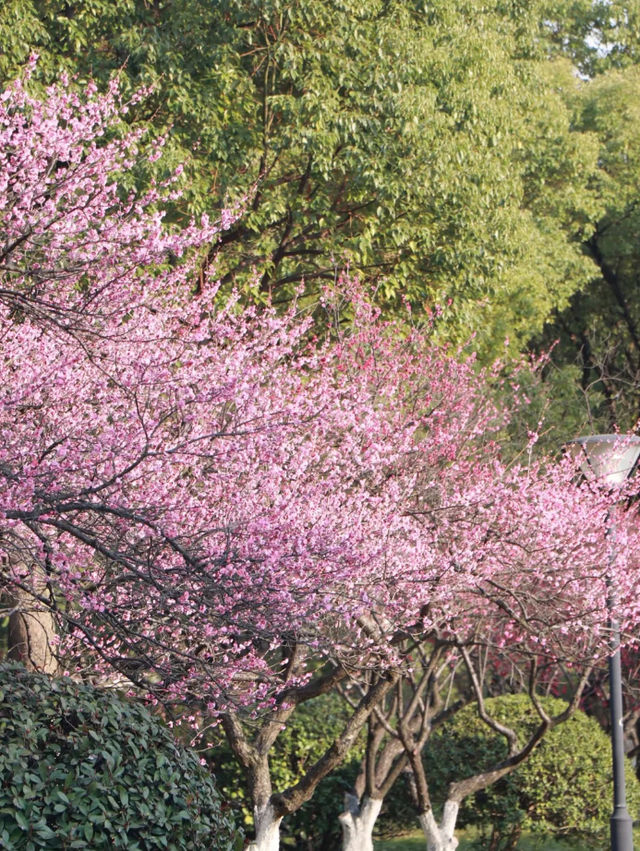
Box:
[417,801,459,851]
[339,792,383,851]
[246,802,283,851]
[6,586,58,674]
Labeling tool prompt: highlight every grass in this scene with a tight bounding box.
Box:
[374,827,600,850]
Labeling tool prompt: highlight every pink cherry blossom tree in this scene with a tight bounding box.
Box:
[228,443,634,851]
[337,645,595,851]
[0,61,223,674]
[1,68,640,851]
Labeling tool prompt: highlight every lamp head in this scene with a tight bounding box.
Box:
[567,434,640,486]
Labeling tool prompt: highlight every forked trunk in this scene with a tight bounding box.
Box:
[339,793,383,851]
[418,800,459,851]
[246,802,282,851]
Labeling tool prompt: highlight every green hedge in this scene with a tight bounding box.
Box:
[0,663,240,850]
[420,694,640,849]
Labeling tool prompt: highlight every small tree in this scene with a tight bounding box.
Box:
[336,637,600,851]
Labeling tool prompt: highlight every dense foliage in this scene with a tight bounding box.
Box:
[0,662,239,849]
[422,694,640,849]
[0,0,613,360]
[535,62,640,432]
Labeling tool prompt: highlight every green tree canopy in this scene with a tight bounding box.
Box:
[534,61,640,432]
[0,0,609,358]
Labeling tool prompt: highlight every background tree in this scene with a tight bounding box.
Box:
[534,63,640,432]
[546,0,640,77]
[0,0,610,360]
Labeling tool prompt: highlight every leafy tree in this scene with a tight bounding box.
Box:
[494,2,640,435]
[545,0,640,78]
[0,0,607,358]
[533,62,640,432]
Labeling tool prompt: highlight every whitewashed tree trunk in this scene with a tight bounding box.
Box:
[339,792,383,851]
[246,802,282,851]
[418,800,460,851]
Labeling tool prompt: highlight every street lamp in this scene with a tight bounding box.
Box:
[568,434,640,851]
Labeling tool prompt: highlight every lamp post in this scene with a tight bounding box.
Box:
[568,434,640,851]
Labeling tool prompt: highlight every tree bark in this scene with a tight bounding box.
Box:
[417,801,460,851]
[246,802,283,851]
[339,792,383,851]
[273,671,399,816]
[6,580,58,675]
[221,712,284,851]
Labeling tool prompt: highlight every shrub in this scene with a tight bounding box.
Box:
[422,693,640,850]
[0,662,240,850]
